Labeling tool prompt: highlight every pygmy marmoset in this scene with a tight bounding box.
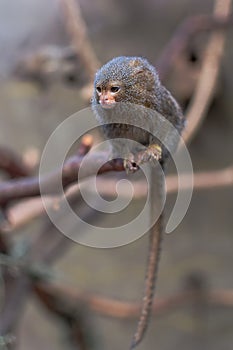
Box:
[92,56,184,170]
[92,56,185,348]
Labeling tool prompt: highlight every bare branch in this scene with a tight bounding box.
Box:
[167,164,233,192]
[157,13,233,81]
[79,164,233,198]
[182,0,232,144]
[0,152,124,207]
[0,146,31,178]
[1,161,233,232]
[34,281,233,319]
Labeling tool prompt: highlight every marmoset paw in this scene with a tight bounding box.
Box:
[137,144,162,165]
[123,154,139,174]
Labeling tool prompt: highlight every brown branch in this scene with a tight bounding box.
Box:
[78,164,233,198]
[157,13,233,81]
[1,124,232,211]
[0,135,109,207]
[1,198,51,232]
[210,290,233,306]
[167,164,233,192]
[0,146,31,178]
[34,281,194,319]
[60,0,100,82]
[0,153,123,207]
[34,281,233,320]
[1,161,233,232]
[182,0,232,144]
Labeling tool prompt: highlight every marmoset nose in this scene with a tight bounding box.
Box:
[99,92,116,109]
[100,93,110,102]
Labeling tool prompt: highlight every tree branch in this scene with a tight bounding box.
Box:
[157,13,233,81]
[182,0,232,144]
[0,153,124,207]
[34,281,233,319]
[0,146,31,178]
[1,162,232,233]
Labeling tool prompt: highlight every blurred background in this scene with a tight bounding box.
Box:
[0,0,233,349]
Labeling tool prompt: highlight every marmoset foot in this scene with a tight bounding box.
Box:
[123,153,139,174]
[136,144,162,166]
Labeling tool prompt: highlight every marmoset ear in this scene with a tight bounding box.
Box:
[134,68,145,76]
[129,59,147,76]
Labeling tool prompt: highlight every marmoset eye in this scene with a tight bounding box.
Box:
[110,86,120,93]
[96,86,101,93]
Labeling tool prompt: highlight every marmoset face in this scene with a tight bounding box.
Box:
[93,56,160,112]
[95,81,123,109]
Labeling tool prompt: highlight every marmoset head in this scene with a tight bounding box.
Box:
[93,56,160,109]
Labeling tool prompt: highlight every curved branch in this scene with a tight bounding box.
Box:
[157,13,233,81]
[34,281,233,319]
[182,0,232,144]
